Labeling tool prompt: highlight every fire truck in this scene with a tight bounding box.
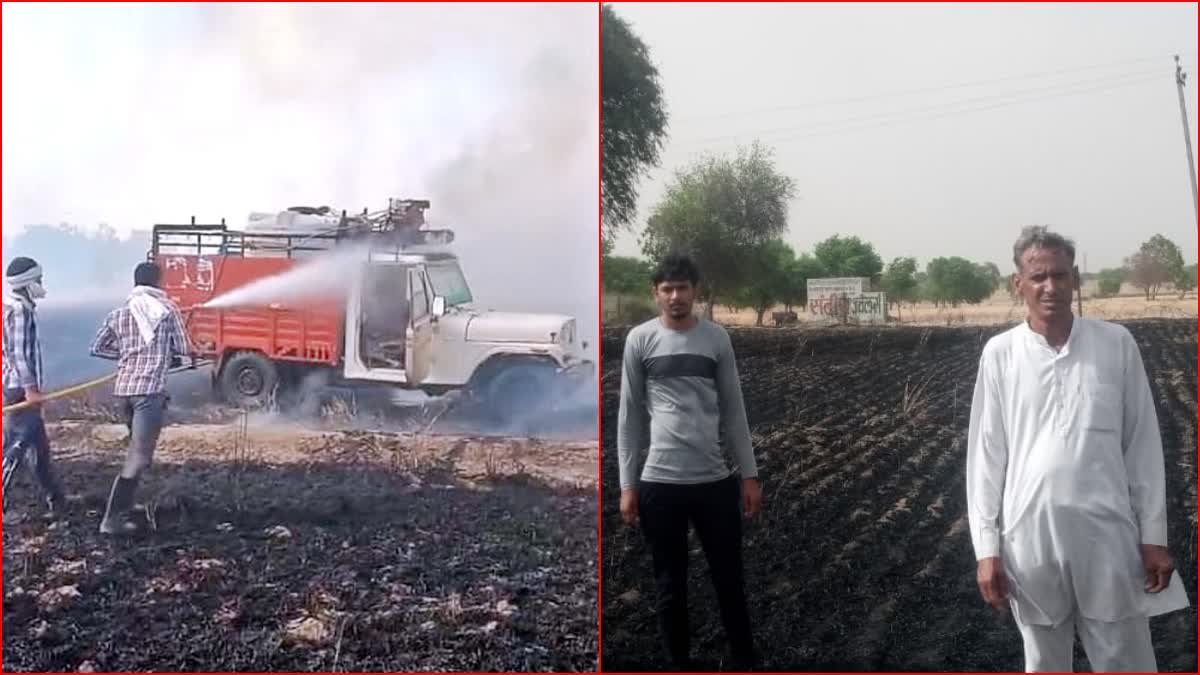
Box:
[151,199,592,419]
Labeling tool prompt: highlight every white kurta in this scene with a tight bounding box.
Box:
[966,318,1190,626]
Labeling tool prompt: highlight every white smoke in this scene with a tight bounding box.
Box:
[3,3,598,354]
[201,244,370,309]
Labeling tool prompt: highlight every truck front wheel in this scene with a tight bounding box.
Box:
[480,360,559,431]
[219,352,279,409]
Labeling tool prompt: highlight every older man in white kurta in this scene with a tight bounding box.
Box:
[967,227,1189,672]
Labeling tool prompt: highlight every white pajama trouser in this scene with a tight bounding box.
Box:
[1017,613,1157,673]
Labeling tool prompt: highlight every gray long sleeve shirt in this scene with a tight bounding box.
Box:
[617,317,757,490]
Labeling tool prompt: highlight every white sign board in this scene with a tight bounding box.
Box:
[807,278,887,323]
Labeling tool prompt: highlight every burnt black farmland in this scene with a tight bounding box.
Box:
[600,320,1197,672]
[3,418,598,671]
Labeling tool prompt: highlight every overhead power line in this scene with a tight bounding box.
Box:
[672,68,1191,149]
[758,75,1166,147]
[675,52,1198,124]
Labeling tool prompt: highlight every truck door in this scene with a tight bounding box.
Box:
[343,262,409,384]
[406,267,434,383]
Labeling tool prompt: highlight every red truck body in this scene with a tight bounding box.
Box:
[152,224,346,371]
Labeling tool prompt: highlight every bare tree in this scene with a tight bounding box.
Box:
[1126,251,1171,301]
[1126,234,1185,301]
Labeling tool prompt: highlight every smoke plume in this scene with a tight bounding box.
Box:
[4,2,598,353]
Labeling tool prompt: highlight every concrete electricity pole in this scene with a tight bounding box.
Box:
[1175,55,1198,222]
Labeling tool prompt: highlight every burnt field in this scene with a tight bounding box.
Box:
[601,319,1197,672]
[3,423,598,672]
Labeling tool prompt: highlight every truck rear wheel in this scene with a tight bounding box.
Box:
[219,352,279,409]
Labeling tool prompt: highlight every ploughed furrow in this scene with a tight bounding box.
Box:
[1132,322,1197,555]
[783,347,978,507]
[1125,321,1198,674]
[797,429,963,665]
[760,345,975,499]
[739,350,911,427]
[753,342,977,667]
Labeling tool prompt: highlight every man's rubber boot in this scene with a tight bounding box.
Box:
[99,476,140,535]
[2,447,24,512]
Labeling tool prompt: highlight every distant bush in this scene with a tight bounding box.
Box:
[604,295,657,326]
[1096,268,1124,298]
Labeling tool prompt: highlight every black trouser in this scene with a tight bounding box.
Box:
[2,388,64,508]
[638,474,754,668]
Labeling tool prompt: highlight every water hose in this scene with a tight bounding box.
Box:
[2,360,211,415]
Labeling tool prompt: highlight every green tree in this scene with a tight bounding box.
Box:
[788,253,827,311]
[1142,234,1186,278]
[1127,234,1185,300]
[602,255,652,295]
[926,257,995,307]
[733,239,796,326]
[641,141,796,317]
[812,235,883,280]
[1095,267,1124,298]
[602,254,653,323]
[601,4,668,245]
[981,262,1003,297]
[925,258,960,306]
[880,256,919,318]
[974,262,1002,301]
[914,271,933,304]
[1177,263,1198,298]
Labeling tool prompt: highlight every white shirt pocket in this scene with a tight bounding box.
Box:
[1079,382,1121,433]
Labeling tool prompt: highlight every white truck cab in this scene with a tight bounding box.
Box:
[342,249,591,393]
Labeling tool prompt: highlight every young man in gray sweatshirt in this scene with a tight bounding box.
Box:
[617,254,761,670]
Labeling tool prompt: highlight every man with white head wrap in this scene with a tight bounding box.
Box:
[2,256,66,515]
[90,261,193,535]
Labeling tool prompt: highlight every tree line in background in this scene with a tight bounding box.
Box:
[2,223,151,294]
[605,214,1196,326]
[609,229,1200,326]
[1099,234,1198,301]
[601,135,1194,326]
[604,228,1010,326]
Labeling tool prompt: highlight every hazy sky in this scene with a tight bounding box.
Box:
[609,2,1198,272]
[3,2,598,346]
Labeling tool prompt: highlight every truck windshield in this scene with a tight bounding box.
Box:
[426,262,473,306]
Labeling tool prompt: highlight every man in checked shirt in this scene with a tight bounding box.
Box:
[2,256,67,516]
[90,262,193,535]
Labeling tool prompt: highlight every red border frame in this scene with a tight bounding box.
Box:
[597,1,606,672]
[2,1,1199,674]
